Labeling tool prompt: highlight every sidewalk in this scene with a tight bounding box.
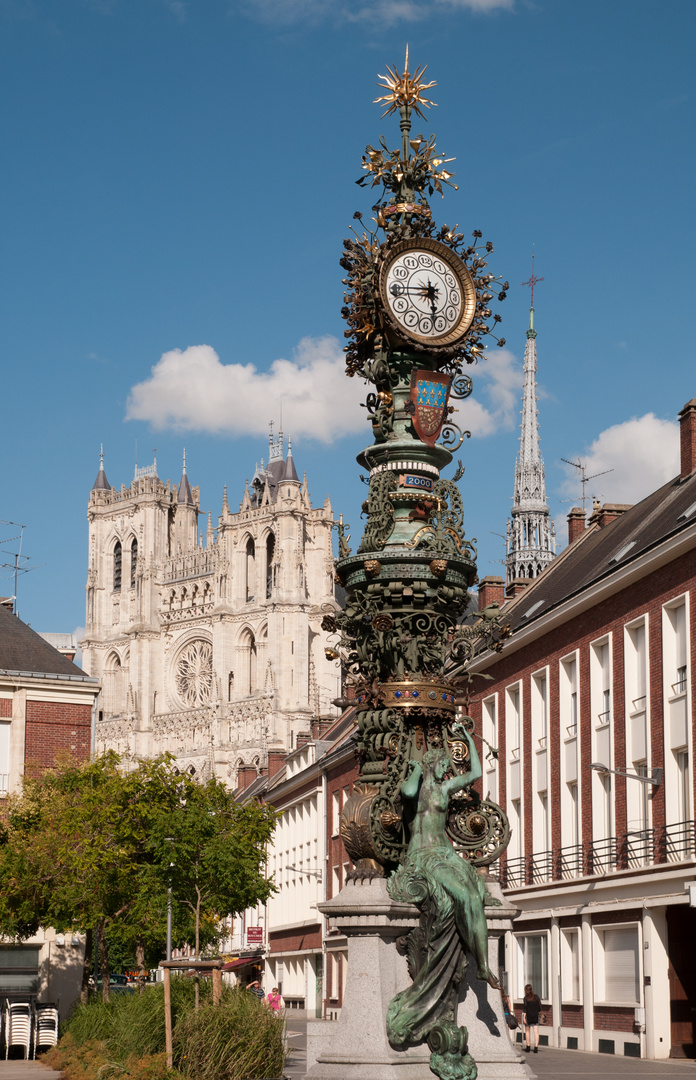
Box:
[524,1046,696,1077]
[282,1018,696,1079]
[0,1063,62,1080]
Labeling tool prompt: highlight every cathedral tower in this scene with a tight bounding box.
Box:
[506,281,556,583]
[81,438,339,785]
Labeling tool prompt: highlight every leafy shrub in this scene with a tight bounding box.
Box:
[173,989,286,1080]
[50,981,286,1080]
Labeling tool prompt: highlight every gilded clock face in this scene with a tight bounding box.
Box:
[380,238,476,347]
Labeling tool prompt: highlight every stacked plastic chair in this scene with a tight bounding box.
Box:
[4,1000,32,1059]
[33,1003,59,1057]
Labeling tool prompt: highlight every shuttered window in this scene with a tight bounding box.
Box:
[603,927,639,1002]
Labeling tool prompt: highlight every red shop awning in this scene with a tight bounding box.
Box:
[221,956,263,972]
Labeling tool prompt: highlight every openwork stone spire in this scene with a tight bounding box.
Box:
[506,301,556,583]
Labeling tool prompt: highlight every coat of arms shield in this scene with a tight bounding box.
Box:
[410,371,452,446]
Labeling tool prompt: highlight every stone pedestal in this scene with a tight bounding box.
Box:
[305,876,533,1080]
[456,877,533,1080]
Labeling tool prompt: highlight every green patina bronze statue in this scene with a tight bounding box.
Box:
[387,729,501,1080]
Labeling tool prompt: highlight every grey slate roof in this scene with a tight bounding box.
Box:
[0,605,94,680]
[92,465,110,490]
[500,468,696,634]
[177,471,194,505]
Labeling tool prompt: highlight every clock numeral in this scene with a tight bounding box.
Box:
[404,257,418,269]
[393,298,408,314]
[418,255,433,268]
[445,274,456,288]
[419,317,432,334]
[393,266,408,279]
[449,291,460,306]
[434,317,446,332]
[404,310,419,328]
[445,306,457,323]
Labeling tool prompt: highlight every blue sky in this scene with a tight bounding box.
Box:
[1,0,694,636]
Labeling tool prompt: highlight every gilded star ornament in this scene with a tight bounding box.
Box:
[375,45,437,120]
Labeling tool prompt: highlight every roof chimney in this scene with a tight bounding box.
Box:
[588,502,633,529]
[567,507,586,545]
[679,399,696,480]
[477,576,505,611]
[267,751,285,778]
[505,578,532,599]
[236,765,258,792]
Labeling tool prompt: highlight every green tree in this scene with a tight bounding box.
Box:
[0,754,277,1004]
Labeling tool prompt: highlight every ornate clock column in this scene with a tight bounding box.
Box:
[307,54,528,1080]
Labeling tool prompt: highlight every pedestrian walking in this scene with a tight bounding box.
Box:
[247,979,265,1000]
[522,983,541,1053]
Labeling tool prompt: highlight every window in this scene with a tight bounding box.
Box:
[597,926,640,1004]
[482,696,498,801]
[0,947,40,994]
[561,930,580,1001]
[239,630,257,695]
[676,749,690,823]
[266,533,275,599]
[0,722,9,796]
[332,790,340,837]
[130,537,138,589]
[245,538,255,602]
[113,540,122,592]
[516,934,548,1000]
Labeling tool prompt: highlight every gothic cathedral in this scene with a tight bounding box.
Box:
[81,429,340,786]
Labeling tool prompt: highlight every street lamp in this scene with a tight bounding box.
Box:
[589,762,663,786]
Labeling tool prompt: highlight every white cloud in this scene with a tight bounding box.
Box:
[237,0,512,26]
[558,413,679,508]
[126,337,523,444]
[126,336,366,444]
[455,348,524,438]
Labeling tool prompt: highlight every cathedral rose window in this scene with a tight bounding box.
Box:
[175,640,213,708]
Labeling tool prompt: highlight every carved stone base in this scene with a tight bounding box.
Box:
[304,875,534,1080]
[305,877,431,1080]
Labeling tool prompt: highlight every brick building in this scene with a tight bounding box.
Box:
[468,398,696,1060]
[0,601,100,1017]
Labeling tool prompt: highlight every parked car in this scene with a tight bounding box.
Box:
[90,973,134,993]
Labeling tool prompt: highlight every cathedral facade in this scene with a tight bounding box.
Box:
[81,431,340,786]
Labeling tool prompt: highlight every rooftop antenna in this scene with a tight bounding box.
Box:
[0,520,36,617]
[560,458,613,512]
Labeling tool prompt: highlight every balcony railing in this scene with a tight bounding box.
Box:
[498,821,694,887]
[530,849,553,883]
[558,843,583,880]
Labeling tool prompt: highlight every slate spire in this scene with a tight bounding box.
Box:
[92,445,111,491]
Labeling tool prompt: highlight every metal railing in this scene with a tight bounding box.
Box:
[623,828,653,868]
[661,819,695,862]
[557,843,583,879]
[530,850,553,883]
[499,821,694,888]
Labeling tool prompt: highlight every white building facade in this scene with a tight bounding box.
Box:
[81,432,341,782]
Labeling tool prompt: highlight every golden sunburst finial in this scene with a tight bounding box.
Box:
[374,44,437,120]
